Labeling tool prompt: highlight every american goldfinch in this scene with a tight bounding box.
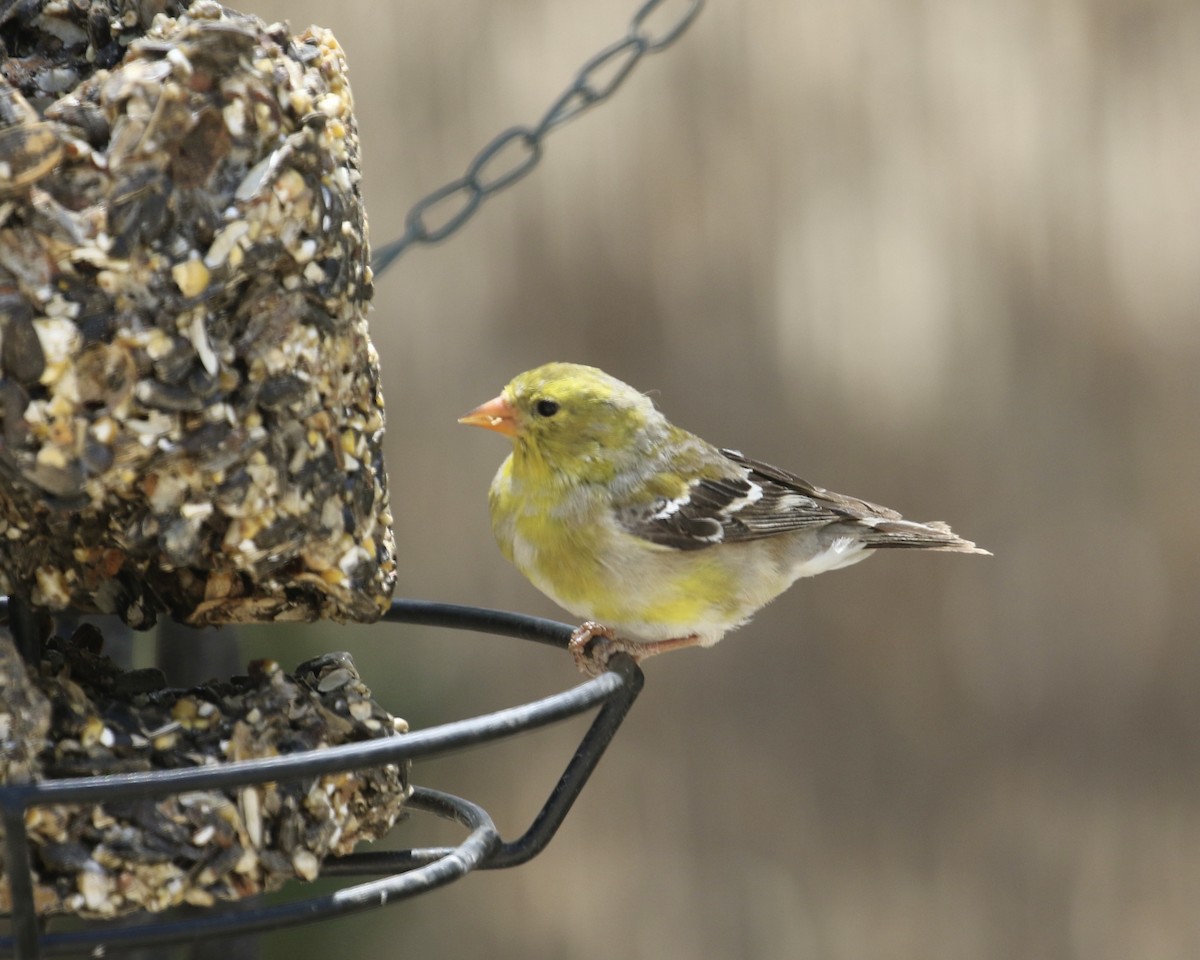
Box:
[461,362,988,674]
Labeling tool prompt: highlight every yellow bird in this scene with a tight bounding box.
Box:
[461,362,988,674]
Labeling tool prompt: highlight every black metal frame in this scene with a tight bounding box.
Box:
[0,598,644,959]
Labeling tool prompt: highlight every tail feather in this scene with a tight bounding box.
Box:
[856,517,990,554]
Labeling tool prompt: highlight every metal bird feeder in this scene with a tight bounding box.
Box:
[0,598,644,959]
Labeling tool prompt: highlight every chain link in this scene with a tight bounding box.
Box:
[370,0,705,277]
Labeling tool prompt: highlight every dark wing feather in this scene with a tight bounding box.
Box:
[720,449,905,523]
[617,448,898,551]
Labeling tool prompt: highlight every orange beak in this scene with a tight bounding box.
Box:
[458,393,519,437]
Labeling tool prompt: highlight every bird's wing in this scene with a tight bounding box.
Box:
[615,448,903,551]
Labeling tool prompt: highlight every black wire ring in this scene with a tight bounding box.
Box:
[0,599,645,959]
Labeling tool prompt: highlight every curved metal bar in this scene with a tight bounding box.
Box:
[0,600,624,811]
[0,598,646,959]
[383,598,575,648]
[3,788,497,958]
[326,652,644,875]
[0,634,622,807]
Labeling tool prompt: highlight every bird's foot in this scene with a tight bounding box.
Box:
[569,621,620,676]
[568,622,703,676]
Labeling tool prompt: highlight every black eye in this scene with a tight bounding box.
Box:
[534,398,560,417]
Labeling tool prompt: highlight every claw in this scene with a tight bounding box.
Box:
[569,621,617,676]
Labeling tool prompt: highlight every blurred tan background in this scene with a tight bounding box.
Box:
[239,0,1199,957]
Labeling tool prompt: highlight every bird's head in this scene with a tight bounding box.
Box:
[460,362,663,480]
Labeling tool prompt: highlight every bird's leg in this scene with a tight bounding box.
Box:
[569,621,703,676]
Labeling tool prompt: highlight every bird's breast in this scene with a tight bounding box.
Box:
[490,470,608,592]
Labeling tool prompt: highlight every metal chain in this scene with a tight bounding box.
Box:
[370,0,705,277]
